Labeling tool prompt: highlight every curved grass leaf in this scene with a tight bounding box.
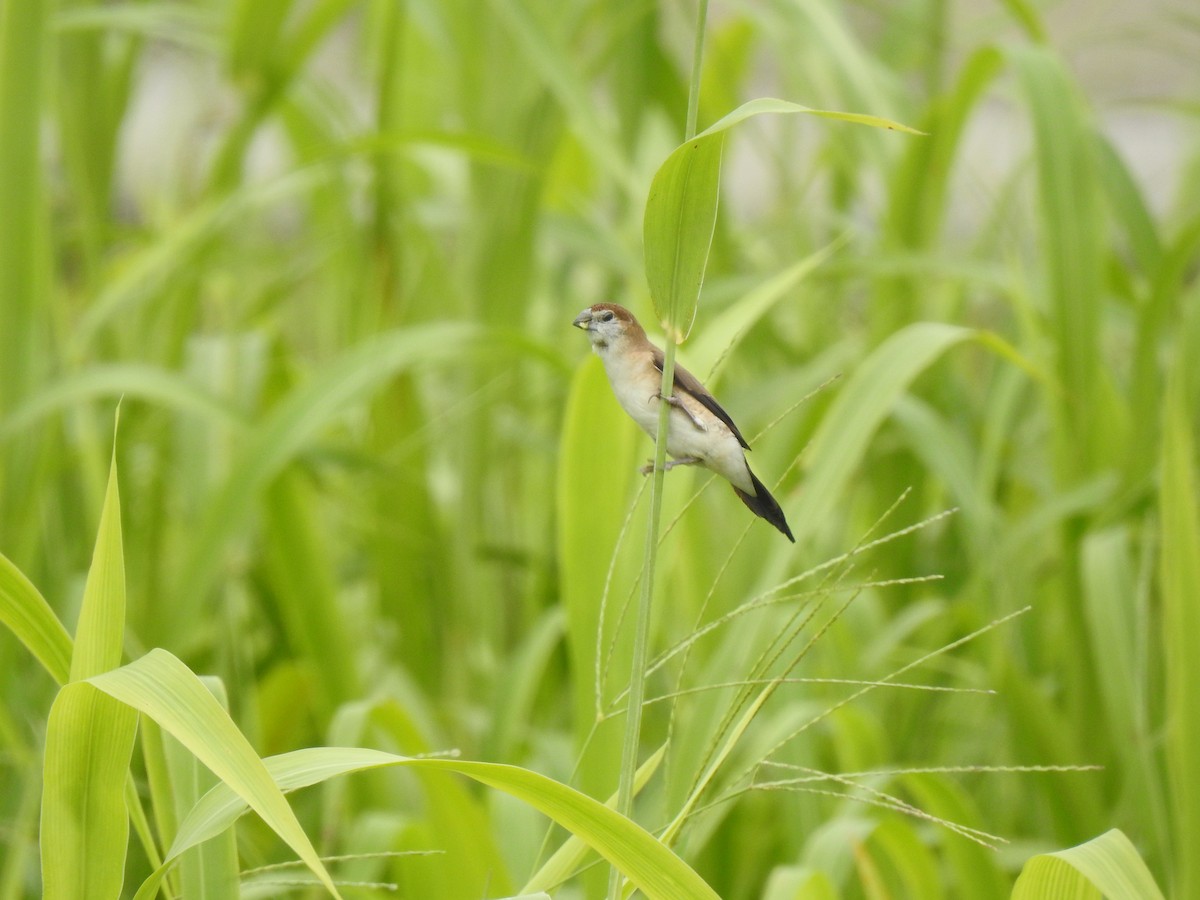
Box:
[793,323,975,540]
[0,552,71,684]
[644,98,918,342]
[157,745,715,900]
[1012,829,1165,900]
[0,364,245,443]
[88,649,342,899]
[644,133,723,342]
[70,438,125,681]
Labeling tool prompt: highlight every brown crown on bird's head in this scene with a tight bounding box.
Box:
[587,302,636,324]
[572,303,646,338]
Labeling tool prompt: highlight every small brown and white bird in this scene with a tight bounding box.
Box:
[573,302,794,541]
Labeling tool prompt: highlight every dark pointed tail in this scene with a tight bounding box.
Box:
[732,469,794,542]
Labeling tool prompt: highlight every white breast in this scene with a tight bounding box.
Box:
[598,347,753,494]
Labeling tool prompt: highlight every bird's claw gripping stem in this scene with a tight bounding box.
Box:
[640,456,703,476]
[657,392,706,431]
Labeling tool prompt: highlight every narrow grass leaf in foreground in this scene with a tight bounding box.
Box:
[41,684,138,900]
[162,746,717,900]
[88,649,342,899]
[1011,829,1165,900]
[70,441,125,680]
[42,440,136,899]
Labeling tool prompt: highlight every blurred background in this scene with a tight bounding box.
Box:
[1,0,1198,896]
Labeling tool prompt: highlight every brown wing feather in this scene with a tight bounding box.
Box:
[652,347,751,450]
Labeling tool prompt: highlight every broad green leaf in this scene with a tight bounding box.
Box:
[70,438,126,681]
[162,745,716,900]
[41,683,138,900]
[793,322,976,540]
[1012,829,1165,900]
[0,551,71,684]
[141,683,240,900]
[1160,372,1200,899]
[88,650,342,899]
[643,133,723,341]
[644,98,918,341]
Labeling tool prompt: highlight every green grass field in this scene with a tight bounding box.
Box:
[1,1,1198,897]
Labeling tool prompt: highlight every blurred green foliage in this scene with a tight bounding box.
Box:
[0,0,1197,896]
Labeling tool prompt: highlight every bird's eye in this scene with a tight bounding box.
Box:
[600,311,614,322]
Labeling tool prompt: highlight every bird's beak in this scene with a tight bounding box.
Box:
[572,309,592,330]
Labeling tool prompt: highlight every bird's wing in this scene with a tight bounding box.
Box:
[653,347,751,450]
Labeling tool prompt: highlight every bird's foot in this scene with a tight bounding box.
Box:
[657,393,707,431]
[640,456,703,476]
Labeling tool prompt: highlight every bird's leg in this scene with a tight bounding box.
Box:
[656,392,706,431]
[640,456,703,476]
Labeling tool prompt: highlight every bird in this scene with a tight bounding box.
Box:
[572,302,794,542]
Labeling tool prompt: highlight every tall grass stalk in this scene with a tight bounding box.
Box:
[611,0,710,894]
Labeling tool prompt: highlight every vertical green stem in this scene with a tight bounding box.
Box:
[610,2,708,897]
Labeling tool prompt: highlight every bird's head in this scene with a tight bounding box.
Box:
[572,303,645,353]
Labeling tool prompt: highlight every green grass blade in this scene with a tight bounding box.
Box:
[1160,370,1200,899]
[1012,829,1165,900]
[793,322,976,539]
[40,683,139,900]
[521,745,666,894]
[70,431,126,681]
[643,133,723,341]
[1009,45,1106,477]
[88,649,342,899]
[0,0,47,414]
[0,552,72,684]
[169,746,718,900]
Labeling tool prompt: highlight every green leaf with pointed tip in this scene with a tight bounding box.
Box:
[70,438,126,681]
[644,97,917,342]
[696,97,922,140]
[151,745,714,900]
[644,133,724,342]
[88,649,342,900]
[1012,829,1165,900]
